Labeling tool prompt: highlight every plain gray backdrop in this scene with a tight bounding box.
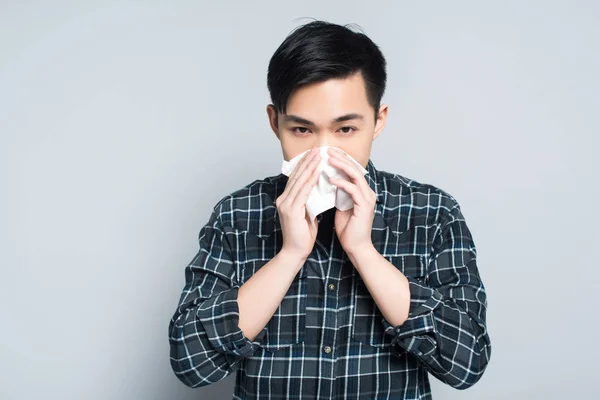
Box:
[1,1,598,399]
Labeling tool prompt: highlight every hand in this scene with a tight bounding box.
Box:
[327,147,377,255]
[276,148,321,261]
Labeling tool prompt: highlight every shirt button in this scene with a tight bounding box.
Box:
[328,283,335,291]
[323,346,332,354]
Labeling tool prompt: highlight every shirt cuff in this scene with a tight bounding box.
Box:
[196,286,266,357]
[382,277,444,356]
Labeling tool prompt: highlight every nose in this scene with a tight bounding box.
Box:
[317,134,343,149]
[315,137,328,148]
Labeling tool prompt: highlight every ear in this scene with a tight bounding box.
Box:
[372,104,388,141]
[266,104,280,140]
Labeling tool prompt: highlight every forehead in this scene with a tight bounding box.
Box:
[285,72,371,119]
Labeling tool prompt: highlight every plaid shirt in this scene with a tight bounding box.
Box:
[168,159,491,399]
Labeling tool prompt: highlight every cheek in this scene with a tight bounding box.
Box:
[281,141,311,161]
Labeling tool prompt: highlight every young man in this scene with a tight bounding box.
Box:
[169,20,491,399]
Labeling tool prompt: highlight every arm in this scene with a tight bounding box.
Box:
[348,201,491,390]
[346,247,411,326]
[169,148,321,387]
[168,208,304,388]
[238,249,305,340]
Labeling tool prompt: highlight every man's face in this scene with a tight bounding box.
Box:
[267,72,388,168]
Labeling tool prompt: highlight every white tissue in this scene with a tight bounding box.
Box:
[281,145,368,226]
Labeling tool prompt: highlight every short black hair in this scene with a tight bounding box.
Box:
[267,20,387,122]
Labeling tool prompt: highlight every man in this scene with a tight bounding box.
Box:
[168,20,491,399]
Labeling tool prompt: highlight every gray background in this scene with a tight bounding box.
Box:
[1,1,598,399]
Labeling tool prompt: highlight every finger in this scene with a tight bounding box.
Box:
[281,148,318,202]
[327,150,372,198]
[291,163,320,209]
[329,177,366,207]
[287,151,321,205]
[286,148,315,186]
[327,148,364,183]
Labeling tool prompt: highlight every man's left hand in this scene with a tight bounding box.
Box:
[327,147,377,255]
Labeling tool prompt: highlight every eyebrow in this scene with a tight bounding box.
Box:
[282,113,364,126]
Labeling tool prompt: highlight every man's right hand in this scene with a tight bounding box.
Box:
[276,147,322,261]
[237,148,320,340]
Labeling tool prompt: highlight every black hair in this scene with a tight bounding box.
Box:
[267,20,387,123]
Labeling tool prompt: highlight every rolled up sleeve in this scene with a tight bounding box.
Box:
[383,200,492,390]
[168,207,264,388]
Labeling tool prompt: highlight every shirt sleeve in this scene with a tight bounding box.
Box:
[382,199,492,390]
[168,206,265,388]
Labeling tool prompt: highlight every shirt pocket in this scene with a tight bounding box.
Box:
[238,257,309,353]
[351,254,427,348]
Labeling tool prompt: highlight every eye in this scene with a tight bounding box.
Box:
[291,127,311,135]
[339,126,357,134]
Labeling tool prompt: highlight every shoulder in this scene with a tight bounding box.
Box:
[376,168,464,226]
[209,173,286,238]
